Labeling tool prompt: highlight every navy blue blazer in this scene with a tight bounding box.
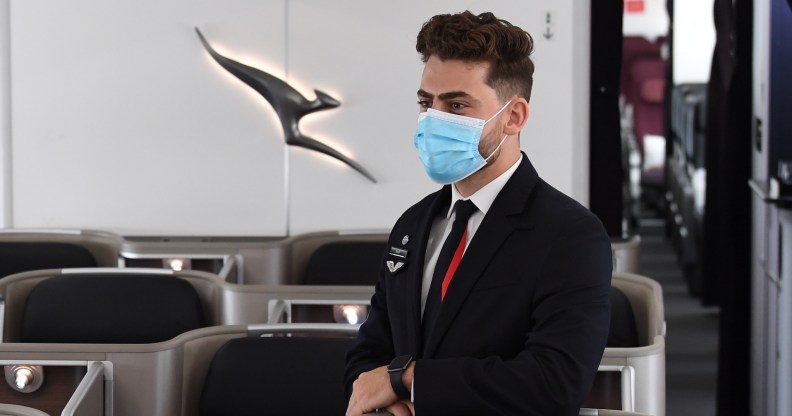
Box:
[345,154,612,415]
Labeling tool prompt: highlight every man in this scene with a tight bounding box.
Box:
[345,11,611,416]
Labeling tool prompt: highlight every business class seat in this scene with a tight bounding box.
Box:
[0,229,122,279]
[0,268,370,415]
[621,37,665,110]
[0,266,236,416]
[284,230,388,285]
[142,323,356,416]
[0,266,239,415]
[19,272,206,344]
[586,272,666,416]
[0,268,229,343]
[0,324,250,416]
[197,324,357,416]
[630,59,667,190]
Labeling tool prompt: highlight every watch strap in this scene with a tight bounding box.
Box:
[388,355,412,400]
[389,366,411,399]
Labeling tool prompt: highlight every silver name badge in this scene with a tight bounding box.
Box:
[389,247,408,258]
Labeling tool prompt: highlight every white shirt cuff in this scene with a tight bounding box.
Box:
[411,377,414,402]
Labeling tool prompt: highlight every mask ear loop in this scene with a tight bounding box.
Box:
[483,135,509,162]
[484,99,513,125]
[482,99,513,162]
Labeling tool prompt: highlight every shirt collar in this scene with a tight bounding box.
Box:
[447,156,523,218]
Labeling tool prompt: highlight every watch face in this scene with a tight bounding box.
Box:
[388,355,413,372]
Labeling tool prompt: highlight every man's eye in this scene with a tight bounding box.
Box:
[417,100,431,108]
[450,102,466,110]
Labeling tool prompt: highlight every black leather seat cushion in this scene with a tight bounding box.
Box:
[200,336,355,416]
[20,273,206,343]
[0,242,97,278]
[607,287,640,348]
[302,241,386,285]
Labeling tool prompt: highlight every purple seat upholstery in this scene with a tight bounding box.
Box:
[629,58,667,186]
[621,36,665,107]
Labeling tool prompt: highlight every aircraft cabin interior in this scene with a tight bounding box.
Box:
[0,1,790,415]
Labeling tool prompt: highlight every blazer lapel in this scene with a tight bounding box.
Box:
[405,186,450,356]
[423,154,539,357]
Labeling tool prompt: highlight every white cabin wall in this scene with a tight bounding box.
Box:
[673,0,717,84]
[0,0,11,228]
[9,0,289,236]
[5,0,592,236]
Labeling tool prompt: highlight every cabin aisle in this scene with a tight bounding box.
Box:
[637,218,718,415]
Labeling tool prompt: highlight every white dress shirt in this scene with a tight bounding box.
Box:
[410,157,522,402]
[419,157,522,316]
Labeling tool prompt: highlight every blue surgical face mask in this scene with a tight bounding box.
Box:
[414,100,512,184]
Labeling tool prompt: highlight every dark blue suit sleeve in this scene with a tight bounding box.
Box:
[344,253,396,398]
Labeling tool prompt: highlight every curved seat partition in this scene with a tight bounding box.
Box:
[594,272,666,416]
[0,323,356,416]
[0,403,51,416]
[0,325,248,416]
[0,229,122,279]
[611,235,641,274]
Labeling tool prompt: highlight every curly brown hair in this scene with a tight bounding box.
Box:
[416,11,535,103]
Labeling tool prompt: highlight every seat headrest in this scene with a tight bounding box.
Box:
[20,273,207,343]
[302,241,386,285]
[0,242,97,278]
[607,287,640,348]
[640,78,665,104]
[199,336,355,416]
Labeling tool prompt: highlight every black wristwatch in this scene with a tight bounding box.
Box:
[387,355,413,400]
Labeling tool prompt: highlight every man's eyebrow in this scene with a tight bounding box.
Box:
[416,89,476,101]
[438,91,475,100]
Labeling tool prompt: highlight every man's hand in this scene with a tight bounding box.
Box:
[346,366,399,416]
[384,400,415,416]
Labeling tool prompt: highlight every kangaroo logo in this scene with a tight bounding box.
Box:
[196,28,376,183]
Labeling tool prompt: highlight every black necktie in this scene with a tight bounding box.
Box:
[422,199,477,342]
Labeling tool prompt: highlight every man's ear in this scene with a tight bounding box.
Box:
[503,98,529,136]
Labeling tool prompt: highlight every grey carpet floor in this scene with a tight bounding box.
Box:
[637,221,719,415]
